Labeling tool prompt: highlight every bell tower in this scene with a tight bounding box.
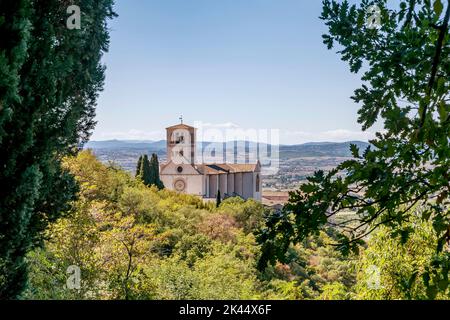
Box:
[166,118,196,165]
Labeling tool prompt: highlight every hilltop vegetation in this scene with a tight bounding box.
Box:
[22,151,449,300]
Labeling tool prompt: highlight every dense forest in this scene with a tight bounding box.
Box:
[21,151,449,300]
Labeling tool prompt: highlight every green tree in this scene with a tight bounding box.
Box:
[150,153,164,189]
[23,201,104,300]
[101,215,155,300]
[139,154,164,189]
[136,155,143,177]
[258,0,450,298]
[219,197,265,234]
[355,211,450,300]
[0,0,116,298]
[216,190,222,208]
[260,229,357,300]
[24,151,364,300]
[320,282,349,300]
[24,151,269,300]
[139,155,152,186]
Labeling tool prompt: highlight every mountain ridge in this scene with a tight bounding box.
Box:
[85,140,371,159]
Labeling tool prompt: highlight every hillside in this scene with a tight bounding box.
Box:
[23,151,444,300]
[85,140,370,159]
[24,151,358,300]
[85,140,369,168]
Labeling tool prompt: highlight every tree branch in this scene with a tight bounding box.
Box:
[420,0,450,127]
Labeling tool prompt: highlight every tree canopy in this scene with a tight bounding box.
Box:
[258,0,450,298]
[0,0,116,298]
[137,154,164,189]
[23,151,363,300]
[22,151,450,300]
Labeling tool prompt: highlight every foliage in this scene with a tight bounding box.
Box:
[23,151,360,300]
[355,212,450,300]
[136,155,143,177]
[258,0,450,297]
[216,190,222,208]
[219,197,266,234]
[25,151,450,300]
[0,0,116,298]
[136,153,164,189]
[150,153,164,189]
[260,229,357,300]
[320,282,349,300]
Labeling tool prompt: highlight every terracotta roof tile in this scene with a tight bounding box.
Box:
[166,124,195,130]
[195,163,259,174]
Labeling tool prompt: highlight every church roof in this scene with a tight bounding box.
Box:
[196,165,226,175]
[196,163,260,175]
[228,163,260,172]
[166,123,195,130]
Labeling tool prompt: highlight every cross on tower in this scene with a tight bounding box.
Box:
[179,115,183,124]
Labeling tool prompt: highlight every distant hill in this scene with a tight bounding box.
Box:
[85,140,370,159]
[85,140,166,150]
[279,141,370,159]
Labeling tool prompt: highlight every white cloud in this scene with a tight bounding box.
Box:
[282,129,378,144]
[91,126,382,145]
[193,121,240,129]
[91,123,240,142]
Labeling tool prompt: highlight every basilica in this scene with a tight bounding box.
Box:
[160,122,262,201]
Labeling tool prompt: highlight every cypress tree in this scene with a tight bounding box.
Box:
[150,153,164,189]
[0,0,116,298]
[148,155,156,186]
[136,155,143,177]
[139,154,164,189]
[216,190,222,208]
[139,155,152,186]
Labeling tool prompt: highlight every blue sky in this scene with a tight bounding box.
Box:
[92,0,382,144]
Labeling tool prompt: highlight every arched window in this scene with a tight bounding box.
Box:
[256,174,260,192]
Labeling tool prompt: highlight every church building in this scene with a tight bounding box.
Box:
[160,122,262,201]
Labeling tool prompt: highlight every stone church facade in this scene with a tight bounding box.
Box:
[160,122,262,201]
